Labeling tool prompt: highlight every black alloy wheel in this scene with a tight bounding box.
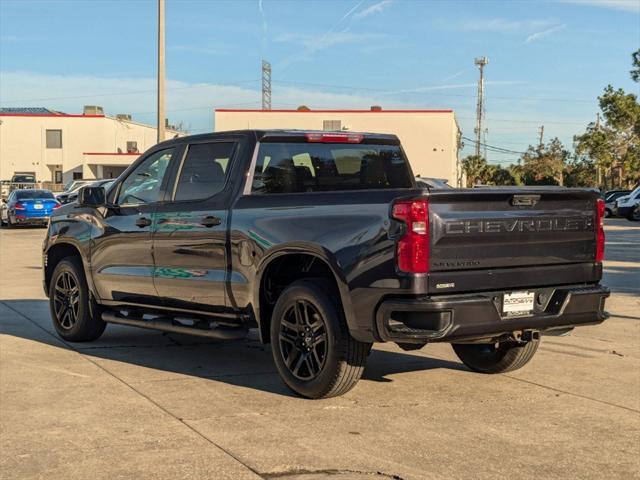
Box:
[278,299,328,380]
[49,257,106,342]
[52,271,80,330]
[270,279,371,399]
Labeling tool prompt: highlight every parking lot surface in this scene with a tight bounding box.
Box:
[1,219,639,480]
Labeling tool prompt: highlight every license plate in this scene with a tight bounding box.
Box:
[33,204,43,209]
[503,291,535,316]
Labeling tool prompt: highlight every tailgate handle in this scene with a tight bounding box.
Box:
[511,195,540,207]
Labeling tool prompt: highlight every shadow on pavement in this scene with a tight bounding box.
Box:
[0,299,465,398]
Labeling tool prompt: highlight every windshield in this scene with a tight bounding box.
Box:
[12,175,36,183]
[252,142,413,194]
[15,190,54,200]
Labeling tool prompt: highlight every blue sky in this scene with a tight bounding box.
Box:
[1,0,638,164]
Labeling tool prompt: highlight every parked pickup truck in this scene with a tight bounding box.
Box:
[43,130,610,398]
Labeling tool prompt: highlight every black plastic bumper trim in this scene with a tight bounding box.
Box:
[376,284,610,343]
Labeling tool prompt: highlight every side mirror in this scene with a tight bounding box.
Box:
[77,186,106,208]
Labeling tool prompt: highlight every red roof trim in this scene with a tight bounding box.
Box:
[0,113,105,118]
[82,152,140,156]
[215,109,453,114]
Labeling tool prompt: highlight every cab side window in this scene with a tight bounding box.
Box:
[117,149,174,205]
[173,142,234,201]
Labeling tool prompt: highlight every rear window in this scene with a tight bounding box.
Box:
[251,142,413,194]
[15,190,54,200]
[12,175,36,183]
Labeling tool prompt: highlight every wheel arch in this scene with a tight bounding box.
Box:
[44,240,93,297]
[253,245,356,344]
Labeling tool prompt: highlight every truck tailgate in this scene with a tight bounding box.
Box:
[427,188,601,293]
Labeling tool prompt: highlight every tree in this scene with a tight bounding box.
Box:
[631,49,640,83]
[491,167,518,185]
[461,155,492,186]
[563,157,596,187]
[574,85,640,188]
[520,137,569,185]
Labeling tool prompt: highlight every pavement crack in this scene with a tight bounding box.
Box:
[261,468,405,479]
[502,374,640,413]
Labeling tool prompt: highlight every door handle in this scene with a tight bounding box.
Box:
[201,216,222,228]
[135,217,152,228]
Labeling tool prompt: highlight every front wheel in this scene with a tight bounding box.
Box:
[452,338,540,374]
[49,257,106,342]
[270,279,371,399]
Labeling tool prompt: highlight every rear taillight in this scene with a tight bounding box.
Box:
[14,202,26,210]
[305,132,363,143]
[392,199,429,273]
[596,198,605,263]
[53,202,61,209]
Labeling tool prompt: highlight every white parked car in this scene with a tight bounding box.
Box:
[613,186,640,220]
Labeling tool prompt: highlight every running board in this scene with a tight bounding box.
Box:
[101,311,248,340]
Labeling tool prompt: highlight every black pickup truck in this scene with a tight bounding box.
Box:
[43,130,609,398]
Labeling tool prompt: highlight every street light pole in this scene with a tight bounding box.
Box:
[157,0,166,143]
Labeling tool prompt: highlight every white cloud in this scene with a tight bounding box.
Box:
[559,0,640,13]
[353,0,394,19]
[258,0,267,50]
[456,18,557,32]
[525,24,567,43]
[275,31,384,50]
[0,71,408,133]
[386,80,526,95]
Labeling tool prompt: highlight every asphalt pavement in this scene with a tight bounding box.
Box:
[1,219,638,480]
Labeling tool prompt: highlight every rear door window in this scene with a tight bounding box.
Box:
[173,142,234,201]
[251,142,413,194]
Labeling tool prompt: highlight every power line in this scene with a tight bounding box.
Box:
[461,136,527,155]
[271,79,595,104]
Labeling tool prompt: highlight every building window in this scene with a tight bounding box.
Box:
[46,130,62,149]
[323,120,341,131]
[73,171,83,180]
[126,141,139,153]
[54,171,63,183]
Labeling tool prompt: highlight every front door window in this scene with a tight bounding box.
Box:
[117,149,174,206]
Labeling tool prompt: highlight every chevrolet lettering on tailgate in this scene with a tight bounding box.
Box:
[444,216,594,235]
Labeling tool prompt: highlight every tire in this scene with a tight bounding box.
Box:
[49,257,106,342]
[627,208,639,222]
[604,208,612,218]
[270,279,371,399]
[452,338,540,374]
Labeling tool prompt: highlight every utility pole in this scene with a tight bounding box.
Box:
[262,60,272,110]
[538,125,544,150]
[157,0,166,143]
[474,57,488,158]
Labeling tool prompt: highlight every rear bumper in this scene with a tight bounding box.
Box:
[375,284,610,343]
[11,214,50,224]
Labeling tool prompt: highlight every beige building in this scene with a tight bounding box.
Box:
[214,107,462,186]
[0,107,181,185]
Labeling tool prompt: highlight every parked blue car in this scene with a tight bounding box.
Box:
[0,189,61,227]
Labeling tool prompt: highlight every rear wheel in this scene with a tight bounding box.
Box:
[452,338,540,374]
[49,257,106,342]
[270,279,371,399]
